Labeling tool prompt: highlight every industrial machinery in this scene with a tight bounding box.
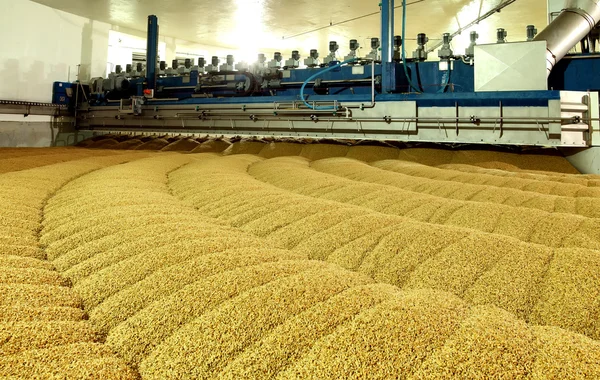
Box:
[47,0,600,148]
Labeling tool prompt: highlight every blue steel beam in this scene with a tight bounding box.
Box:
[381,0,394,63]
[381,0,395,93]
[146,15,159,91]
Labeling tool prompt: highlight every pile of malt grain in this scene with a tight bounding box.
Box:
[3,145,599,378]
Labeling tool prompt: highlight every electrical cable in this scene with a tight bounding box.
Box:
[438,67,450,93]
[300,58,358,110]
[282,0,426,40]
[425,0,518,53]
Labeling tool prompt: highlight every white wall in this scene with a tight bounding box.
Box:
[547,0,565,22]
[0,0,110,103]
[0,1,253,147]
[107,30,167,73]
[0,0,112,146]
[106,32,245,70]
[106,24,237,71]
[81,19,111,82]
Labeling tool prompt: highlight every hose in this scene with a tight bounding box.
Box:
[402,0,421,93]
[438,67,450,93]
[300,58,357,110]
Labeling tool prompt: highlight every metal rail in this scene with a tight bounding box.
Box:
[82,113,590,124]
[0,100,67,117]
[79,121,584,139]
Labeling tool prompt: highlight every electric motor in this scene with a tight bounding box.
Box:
[371,38,381,50]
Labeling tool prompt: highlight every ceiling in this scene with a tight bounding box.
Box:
[33,0,548,58]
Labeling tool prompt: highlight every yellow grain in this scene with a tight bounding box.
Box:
[223,140,266,155]
[415,305,538,379]
[170,154,600,339]
[0,267,69,286]
[259,142,304,158]
[135,138,170,150]
[138,264,373,378]
[0,306,86,322]
[0,321,102,355]
[531,326,600,378]
[191,139,232,153]
[2,145,597,378]
[161,138,200,152]
[220,283,399,379]
[0,343,140,379]
[250,157,600,247]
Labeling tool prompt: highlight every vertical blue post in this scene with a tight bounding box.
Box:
[381,0,395,93]
[381,0,394,64]
[146,15,159,91]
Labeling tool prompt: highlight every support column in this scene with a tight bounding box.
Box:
[381,0,395,93]
[146,15,159,91]
[381,0,394,64]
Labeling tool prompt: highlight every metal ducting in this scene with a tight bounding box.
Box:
[535,0,600,75]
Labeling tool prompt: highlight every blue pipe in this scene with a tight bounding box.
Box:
[401,0,421,93]
[300,59,358,110]
[146,15,159,91]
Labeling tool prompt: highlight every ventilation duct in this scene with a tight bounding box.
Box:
[534,0,600,75]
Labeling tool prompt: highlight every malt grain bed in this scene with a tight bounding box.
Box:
[248,156,600,244]
[1,145,599,378]
[170,155,600,338]
[0,151,153,377]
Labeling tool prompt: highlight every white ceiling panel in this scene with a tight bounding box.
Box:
[32,0,548,59]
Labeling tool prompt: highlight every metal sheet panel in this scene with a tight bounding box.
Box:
[560,90,592,146]
[565,146,600,174]
[475,42,548,92]
[357,100,418,132]
[591,92,600,146]
[82,96,596,147]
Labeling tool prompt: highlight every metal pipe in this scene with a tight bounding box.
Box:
[365,59,377,108]
[282,78,373,86]
[162,86,198,90]
[175,109,340,117]
[345,59,378,109]
[107,110,583,124]
[146,15,159,90]
[534,0,600,75]
[86,115,588,127]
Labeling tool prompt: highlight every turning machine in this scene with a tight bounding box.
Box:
[50,0,600,148]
